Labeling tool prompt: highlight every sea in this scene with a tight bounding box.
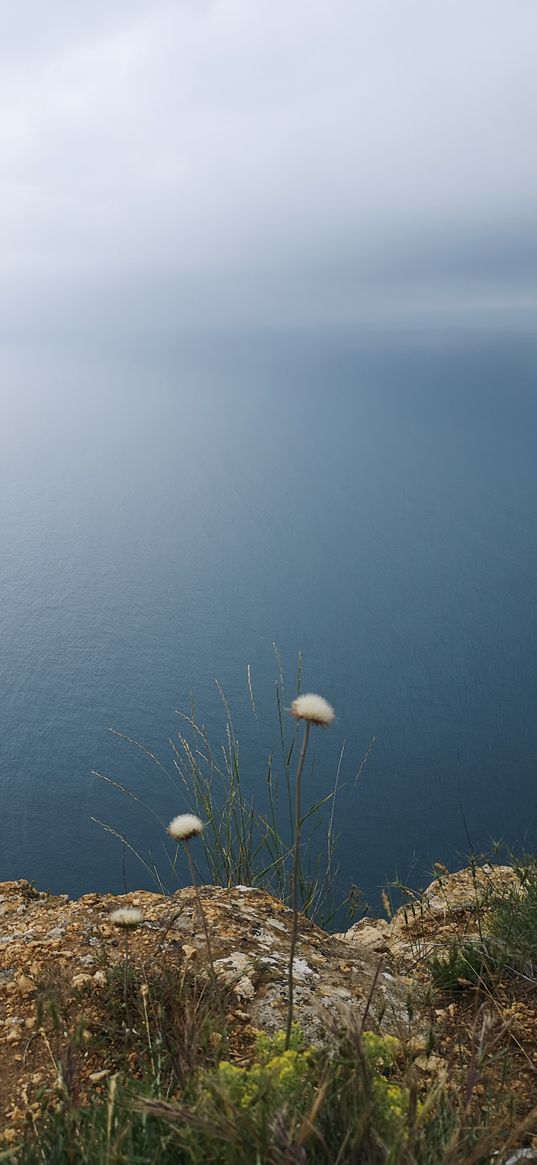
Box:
[1,329,536,919]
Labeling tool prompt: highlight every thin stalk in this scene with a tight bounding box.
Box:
[123,932,130,1045]
[140,969,156,1079]
[183,840,218,991]
[285,719,311,1050]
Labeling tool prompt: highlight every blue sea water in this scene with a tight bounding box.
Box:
[1,331,536,914]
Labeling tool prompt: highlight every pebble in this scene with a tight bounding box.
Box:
[234,976,255,1001]
[181,944,198,959]
[71,974,93,989]
[17,975,35,996]
[414,1053,447,1072]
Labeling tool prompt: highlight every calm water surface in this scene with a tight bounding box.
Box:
[1,334,536,913]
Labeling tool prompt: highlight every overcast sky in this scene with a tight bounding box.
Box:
[1,0,536,345]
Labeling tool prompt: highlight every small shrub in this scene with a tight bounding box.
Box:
[361,1032,410,1144]
[19,1006,535,1165]
[429,939,497,992]
[215,1025,312,1107]
[486,862,537,973]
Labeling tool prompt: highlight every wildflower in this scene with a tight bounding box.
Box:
[167,813,204,841]
[290,694,335,727]
[109,907,143,929]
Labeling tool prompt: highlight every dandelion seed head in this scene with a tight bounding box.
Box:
[290,693,335,727]
[168,813,204,841]
[109,907,143,929]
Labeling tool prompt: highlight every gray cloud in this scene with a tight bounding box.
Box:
[1,0,536,337]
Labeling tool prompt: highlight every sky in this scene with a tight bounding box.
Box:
[1,0,536,348]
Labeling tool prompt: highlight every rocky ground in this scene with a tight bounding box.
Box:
[0,864,535,1149]
[338,863,520,964]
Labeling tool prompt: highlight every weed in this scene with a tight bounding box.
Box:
[486,861,537,974]
[429,940,498,993]
[94,659,371,929]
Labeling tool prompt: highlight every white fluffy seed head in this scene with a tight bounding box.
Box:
[168,813,204,841]
[109,907,143,929]
[290,693,335,727]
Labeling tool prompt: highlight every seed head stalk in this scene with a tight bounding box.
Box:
[285,719,311,1050]
[285,693,335,1050]
[182,838,218,989]
[122,930,131,1044]
[167,815,218,992]
[109,908,143,1044]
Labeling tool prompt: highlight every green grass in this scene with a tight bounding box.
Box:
[429,857,537,992]
[429,939,498,993]
[93,653,368,928]
[19,1007,517,1165]
[486,859,537,974]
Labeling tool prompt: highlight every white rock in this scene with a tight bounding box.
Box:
[234,976,255,1001]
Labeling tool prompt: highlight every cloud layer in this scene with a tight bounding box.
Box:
[1,0,536,337]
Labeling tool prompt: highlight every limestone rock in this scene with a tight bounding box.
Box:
[0,878,414,1054]
[336,918,390,955]
[0,863,519,1138]
[338,864,520,970]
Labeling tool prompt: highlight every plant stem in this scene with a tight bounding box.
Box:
[184,840,218,990]
[123,932,130,1045]
[285,719,311,1050]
